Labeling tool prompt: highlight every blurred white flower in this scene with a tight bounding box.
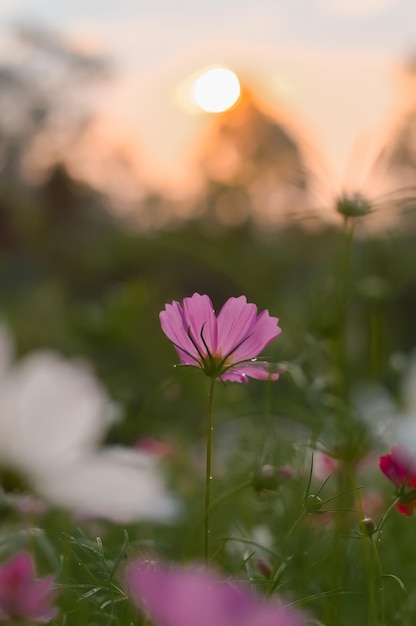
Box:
[355,350,416,452]
[226,524,274,561]
[353,384,397,443]
[0,326,177,523]
[392,352,416,451]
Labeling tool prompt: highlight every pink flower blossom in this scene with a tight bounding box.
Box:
[379,445,416,516]
[125,559,305,626]
[0,552,58,622]
[160,293,281,382]
[135,437,176,459]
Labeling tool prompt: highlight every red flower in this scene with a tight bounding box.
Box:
[379,445,416,516]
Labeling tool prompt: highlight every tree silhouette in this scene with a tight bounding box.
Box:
[193,86,311,231]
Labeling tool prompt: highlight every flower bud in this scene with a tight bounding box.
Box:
[303,494,323,513]
[253,465,292,494]
[257,558,273,578]
[359,517,376,537]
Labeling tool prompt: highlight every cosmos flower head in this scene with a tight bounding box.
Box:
[0,325,177,523]
[0,552,58,623]
[336,192,372,219]
[124,558,305,626]
[160,293,281,383]
[379,445,416,516]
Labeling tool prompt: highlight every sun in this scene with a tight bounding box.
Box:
[191,67,241,113]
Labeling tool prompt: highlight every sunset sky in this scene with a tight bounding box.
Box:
[1,0,415,194]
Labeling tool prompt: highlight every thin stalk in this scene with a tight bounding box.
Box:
[265,510,307,596]
[366,534,378,626]
[345,466,377,625]
[204,377,216,564]
[187,480,252,556]
[371,537,386,626]
[376,497,399,541]
[335,216,355,399]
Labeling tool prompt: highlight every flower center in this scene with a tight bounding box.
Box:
[199,352,228,378]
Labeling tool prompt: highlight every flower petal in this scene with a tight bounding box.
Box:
[37,447,178,523]
[216,296,258,357]
[230,310,281,362]
[0,553,58,622]
[126,562,252,626]
[221,362,280,383]
[160,301,200,365]
[380,445,416,487]
[0,352,115,475]
[19,575,58,622]
[182,293,218,357]
[125,560,305,626]
[396,502,415,516]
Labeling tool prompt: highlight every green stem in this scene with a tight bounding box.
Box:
[345,467,378,624]
[366,535,378,626]
[285,510,307,542]
[371,537,386,626]
[376,497,399,541]
[204,377,216,564]
[365,497,399,626]
[187,480,252,556]
[335,216,355,399]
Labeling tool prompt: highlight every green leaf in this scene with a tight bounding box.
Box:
[382,573,407,593]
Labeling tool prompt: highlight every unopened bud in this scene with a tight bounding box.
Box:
[303,494,323,513]
[253,465,292,494]
[257,558,273,578]
[359,517,376,537]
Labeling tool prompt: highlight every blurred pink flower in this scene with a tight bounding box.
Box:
[311,452,339,481]
[0,552,58,623]
[125,559,305,626]
[135,437,176,459]
[360,489,384,518]
[160,293,281,382]
[380,445,416,516]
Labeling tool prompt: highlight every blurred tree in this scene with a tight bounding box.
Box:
[0,24,111,177]
[192,86,312,231]
[388,54,416,172]
[378,53,416,230]
[0,25,116,250]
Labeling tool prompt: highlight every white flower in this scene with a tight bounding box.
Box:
[354,351,416,453]
[226,524,274,561]
[0,326,177,523]
[392,352,416,452]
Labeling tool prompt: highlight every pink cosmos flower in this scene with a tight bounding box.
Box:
[160,293,281,382]
[135,437,176,459]
[0,552,58,622]
[125,559,305,626]
[379,445,416,516]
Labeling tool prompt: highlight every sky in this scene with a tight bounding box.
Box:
[1,0,416,194]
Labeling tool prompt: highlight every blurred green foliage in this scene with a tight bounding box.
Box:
[1,162,415,446]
